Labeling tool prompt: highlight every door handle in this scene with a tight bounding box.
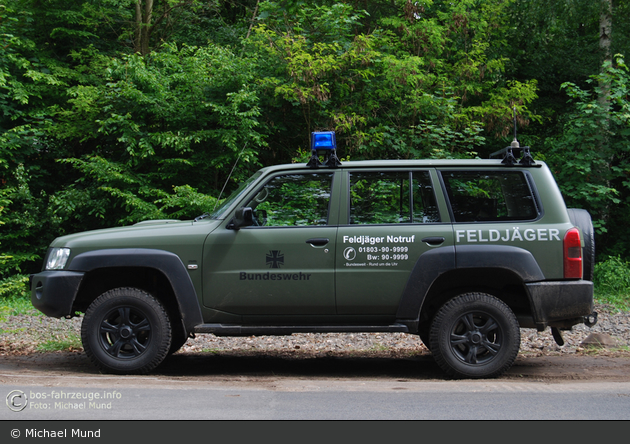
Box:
[306,238,330,246]
[421,236,445,246]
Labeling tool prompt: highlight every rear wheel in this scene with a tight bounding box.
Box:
[81,287,172,374]
[430,293,520,379]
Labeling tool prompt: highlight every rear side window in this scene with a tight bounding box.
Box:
[441,171,539,222]
[349,171,440,224]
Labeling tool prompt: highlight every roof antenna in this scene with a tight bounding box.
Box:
[194,142,248,222]
[489,105,536,166]
[511,105,520,149]
[213,142,248,211]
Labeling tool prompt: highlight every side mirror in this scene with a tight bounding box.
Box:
[230,207,254,229]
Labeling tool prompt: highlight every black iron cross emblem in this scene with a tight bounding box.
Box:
[266,250,284,269]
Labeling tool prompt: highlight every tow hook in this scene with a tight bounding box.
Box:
[551,327,565,346]
[584,312,598,327]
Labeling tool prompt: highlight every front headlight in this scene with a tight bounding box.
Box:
[45,248,71,270]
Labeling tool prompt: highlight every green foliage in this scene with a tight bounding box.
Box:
[59,44,264,160]
[505,0,601,92]
[593,256,630,311]
[2,0,630,274]
[545,55,630,247]
[249,0,529,160]
[1,3,266,276]
[0,274,29,299]
[56,155,221,224]
[39,43,264,229]
[0,165,46,277]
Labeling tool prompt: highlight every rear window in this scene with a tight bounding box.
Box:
[441,171,539,222]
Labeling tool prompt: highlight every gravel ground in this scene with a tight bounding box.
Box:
[1,303,628,357]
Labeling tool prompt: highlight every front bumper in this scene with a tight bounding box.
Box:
[30,271,85,318]
[525,280,595,329]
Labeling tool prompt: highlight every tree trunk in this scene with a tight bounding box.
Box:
[134,0,154,56]
[599,0,613,225]
[599,0,612,111]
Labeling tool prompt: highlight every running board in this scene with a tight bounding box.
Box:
[193,323,410,336]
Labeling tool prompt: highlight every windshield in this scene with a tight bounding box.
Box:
[208,171,262,219]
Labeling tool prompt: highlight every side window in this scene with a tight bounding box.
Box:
[441,171,539,222]
[349,171,440,224]
[245,173,333,227]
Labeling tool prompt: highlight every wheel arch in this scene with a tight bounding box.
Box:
[397,245,544,331]
[69,249,203,335]
[418,267,536,332]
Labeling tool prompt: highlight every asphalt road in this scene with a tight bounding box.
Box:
[2,380,630,420]
[1,351,630,420]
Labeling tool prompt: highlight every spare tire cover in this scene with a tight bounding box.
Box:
[567,208,595,281]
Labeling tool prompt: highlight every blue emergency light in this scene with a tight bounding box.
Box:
[311,131,336,150]
[307,131,342,168]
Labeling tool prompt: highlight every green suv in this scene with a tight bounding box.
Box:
[30,133,596,379]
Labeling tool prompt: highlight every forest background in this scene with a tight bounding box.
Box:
[1,0,630,303]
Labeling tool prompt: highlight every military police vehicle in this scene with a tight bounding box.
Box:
[31,132,597,379]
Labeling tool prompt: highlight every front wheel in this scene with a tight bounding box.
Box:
[81,288,172,374]
[430,293,520,379]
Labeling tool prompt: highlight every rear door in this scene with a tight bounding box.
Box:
[335,169,454,315]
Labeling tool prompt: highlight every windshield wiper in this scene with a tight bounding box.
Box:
[193,213,210,222]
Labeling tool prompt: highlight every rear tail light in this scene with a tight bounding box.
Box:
[563,228,583,279]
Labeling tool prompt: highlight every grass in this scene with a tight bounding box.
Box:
[200,348,222,354]
[368,344,389,352]
[593,255,630,312]
[0,274,40,319]
[0,294,41,320]
[594,294,630,312]
[35,332,82,352]
[593,285,630,312]
[0,326,26,334]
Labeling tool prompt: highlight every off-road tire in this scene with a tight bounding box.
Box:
[430,293,520,379]
[81,287,172,374]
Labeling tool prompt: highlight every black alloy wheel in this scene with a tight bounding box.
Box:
[97,306,152,358]
[430,292,520,379]
[81,287,172,374]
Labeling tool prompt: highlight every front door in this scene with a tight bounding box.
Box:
[203,172,338,316]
